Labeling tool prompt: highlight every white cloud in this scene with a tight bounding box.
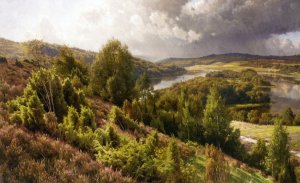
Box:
[0,0,299,60]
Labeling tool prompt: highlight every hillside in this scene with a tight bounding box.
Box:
[159,53,300,68]
[0,38,185,79]
[0,39,275,182]
[0,123,134,183]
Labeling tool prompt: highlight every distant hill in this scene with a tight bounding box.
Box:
[159,53,300,67]
[0,37,96,64]
[0,37,185,78]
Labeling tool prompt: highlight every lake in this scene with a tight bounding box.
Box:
[153,71,300,114]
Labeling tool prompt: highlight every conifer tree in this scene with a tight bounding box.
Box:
[251,138,267,169]
[203,87,231,148]
[267,120,295,182]
[20,93,45,131]
[79,106,96,130]
[165,139,182,182]
[282,107,295,125]
[63,78,79,109]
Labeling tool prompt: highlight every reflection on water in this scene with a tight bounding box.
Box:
[153,71,300,113]
[271,81,300,113]
[271,82,300,100]
[153,71,209,90]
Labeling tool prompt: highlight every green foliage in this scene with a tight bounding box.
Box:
[163,139,183,182]
[247,110,260,124]
[266,120,295,182]
[96,132,160,181]
[109,106,139,132]
[205,144,230,183]
[202,88,244,159]
[9,86,46,131]
[203,88,231,147]
[79,106,96,130]
[90,39,134,106]
[54,47,88,85]
[0,125,134,183]
[62,78,82,109]
[251,139,267,169]
[260,112,273,125]
[105,126,121,148]
[59,106,97,152]
[282,107,295,125]
[131,99,143,121]
[178,101,198,141]
[293,114,300,126]
[20,93,45,131]
[28,69,67,120]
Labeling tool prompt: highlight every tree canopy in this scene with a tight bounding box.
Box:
[90,39,134,106]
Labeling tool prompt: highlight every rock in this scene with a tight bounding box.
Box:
[0,57,7,64]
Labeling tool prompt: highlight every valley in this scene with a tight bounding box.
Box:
[0,38,299,183]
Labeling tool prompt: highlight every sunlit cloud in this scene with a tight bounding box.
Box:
[0,0,300,60]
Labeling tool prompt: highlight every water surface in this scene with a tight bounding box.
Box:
[153,71,300,113]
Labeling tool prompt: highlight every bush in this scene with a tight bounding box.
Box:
[260,112,273,125]
[109,106,139,132]
[293,115,300,126]
[79,106,96,130]
[247,110,260,124]
[0,124,134,183]
[205,145,230,183]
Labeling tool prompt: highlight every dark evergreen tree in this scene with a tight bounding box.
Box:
[251,138,267,169]
[282,107,295,125]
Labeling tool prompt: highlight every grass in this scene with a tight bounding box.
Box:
[188,154,271,183]
[231,103,270,110]
[232,121,300,150]
[185,61,279,73]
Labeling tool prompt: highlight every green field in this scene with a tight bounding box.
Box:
[232,121,300,150]
[185,62,279,73]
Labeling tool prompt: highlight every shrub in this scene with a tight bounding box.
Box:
[0,124,134,183]
[205,145,229,183]
[109,106,139,132]
[247,110,260,124]
[79,106,96,130]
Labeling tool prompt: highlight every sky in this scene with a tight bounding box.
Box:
[0,0,300,61]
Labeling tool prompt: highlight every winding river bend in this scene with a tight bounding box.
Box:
[153,70,300,113]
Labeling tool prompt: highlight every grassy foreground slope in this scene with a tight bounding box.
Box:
[0,123,134,183]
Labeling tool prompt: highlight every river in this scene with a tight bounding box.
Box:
[153,71,300,156]
[153,70,300,113]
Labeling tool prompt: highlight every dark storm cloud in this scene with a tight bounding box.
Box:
[1,0,300,60]
[141,0,300,58]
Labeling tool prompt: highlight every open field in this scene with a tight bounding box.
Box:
[185,62,279,73]
[232,121,300,150]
